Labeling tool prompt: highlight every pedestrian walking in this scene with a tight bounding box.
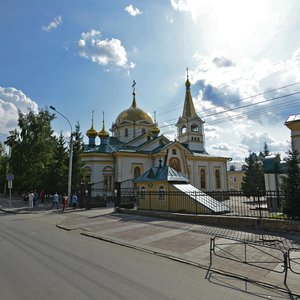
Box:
[51,192,60,209]
[62,193,68,212]
[71,193,78,209]
[33,190,38,208]
[28,191,34,208]
[39,190,45,203]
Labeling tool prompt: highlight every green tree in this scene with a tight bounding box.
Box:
[281,144,300,219]
[43,133,68,194]
[241,152,265,196]
[71,122,84,193]
[6,109,57,193]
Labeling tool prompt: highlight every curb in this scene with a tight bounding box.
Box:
[80,231,300,297]
[55,222,300,298]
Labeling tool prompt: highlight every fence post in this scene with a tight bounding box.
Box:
[257,189,262,220]
[114,182,121,208]
[284,251,288,285]
[86,183,91,210]
[209,238,213,267]
[195,191,197,215]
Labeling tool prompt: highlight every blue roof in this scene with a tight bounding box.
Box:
[134,165,189,183]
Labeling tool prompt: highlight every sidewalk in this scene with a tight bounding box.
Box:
[56,208,300,297]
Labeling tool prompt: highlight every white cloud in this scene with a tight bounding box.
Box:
[125,4,142,16]
[77,29,134,69]
[42,16,62,32]
[212,143,231,151]
[0,87,38,134]
[170,0,289,59]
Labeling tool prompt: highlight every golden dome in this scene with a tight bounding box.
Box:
[115,106,153,125]
[86,127,98,137]
[151,124,160,134]
[99,128,109,138]
[115,93,153,125]
[86,113,98,137]
[99,111,109,138]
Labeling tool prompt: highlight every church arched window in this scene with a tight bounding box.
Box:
[191,124,199,132]
[140,186,146,199]
[215,169,221,189]
[142,128,146,134]
[125,128,128,137]
[134,166,141,178]
[181,126,186,134]
[83,166,92,184]
[229,165,235,171]
[200,169,206,189]
[158,185,165,200]
[172,149,177,155]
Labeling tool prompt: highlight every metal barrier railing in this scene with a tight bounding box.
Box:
[288,248,300,275]
[209,236,299,285]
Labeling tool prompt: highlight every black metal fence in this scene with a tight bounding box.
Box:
[209,235,298,285]
[120,189,290,219]
[82,185,294,220]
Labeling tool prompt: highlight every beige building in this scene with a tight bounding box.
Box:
[227,165,246,191]
[81,75,230,196]
[285,114,300,154]
[134,162,229,214]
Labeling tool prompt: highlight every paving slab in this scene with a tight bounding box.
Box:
[56,211,300,297]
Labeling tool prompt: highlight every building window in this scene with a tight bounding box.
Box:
[140,186,146,199]
[125,128,128,137]
[147,135,151,141]
[158,185,165,200]
[191,124,199,132]
[142,128,146,134]
[134,166,141,178]
[181,126,186,134]
[104,175,112,191]
[172,149,177,155]
[215,169,221,189]
[82,166,92,184]
[200,169,206,189]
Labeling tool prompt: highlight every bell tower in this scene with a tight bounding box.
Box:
[176,69,205,153]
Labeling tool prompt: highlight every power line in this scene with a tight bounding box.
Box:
[156,55,300,113]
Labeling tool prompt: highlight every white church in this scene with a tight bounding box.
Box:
[81,74,230,196]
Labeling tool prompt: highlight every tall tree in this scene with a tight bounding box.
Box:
[43,133,68,194]
[281,144,300,219]
[71,122,84,193]
[6,109,57,193]
[241,152,265,196]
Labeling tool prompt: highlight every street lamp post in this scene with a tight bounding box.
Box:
[50,106,73,202]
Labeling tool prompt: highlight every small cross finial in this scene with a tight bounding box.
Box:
[186,67,189,79]
[132,80,136,95]
[91,110,94,126]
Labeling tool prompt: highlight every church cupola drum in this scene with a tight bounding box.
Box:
[111,80,156,143]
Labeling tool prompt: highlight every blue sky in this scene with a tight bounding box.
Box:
[1,0,300,162]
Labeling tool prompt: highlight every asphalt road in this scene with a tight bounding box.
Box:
[0,212,293,300]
